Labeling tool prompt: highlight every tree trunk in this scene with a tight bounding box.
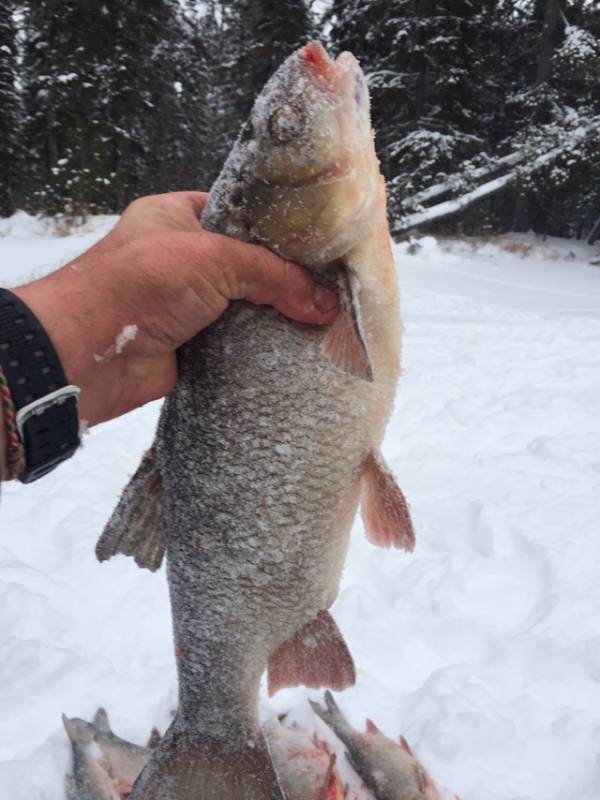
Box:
[587,214,600,245]
[536,0,564,84]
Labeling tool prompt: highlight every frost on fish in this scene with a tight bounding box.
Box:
[97,40,413,800]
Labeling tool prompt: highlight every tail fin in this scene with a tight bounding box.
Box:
[96,449,166,572]
[309,691,356,753]
[130,725,285,800]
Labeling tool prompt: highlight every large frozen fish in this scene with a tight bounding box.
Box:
[310,693,440,800]
[96,40,413,799]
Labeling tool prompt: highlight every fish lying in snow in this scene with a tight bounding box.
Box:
[63,708,156,800]
[264,717,345,800]
[63,709,341,800]
[311,692,440,800]
[96,40,414,799]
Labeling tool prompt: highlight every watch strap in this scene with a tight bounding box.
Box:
[0,288,81,482]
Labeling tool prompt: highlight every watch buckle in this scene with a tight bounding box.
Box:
[15,385,81,441]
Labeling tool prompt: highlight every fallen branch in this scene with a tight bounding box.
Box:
[403,149,529,209]
[586,213,600,246]
[396,117,600,233]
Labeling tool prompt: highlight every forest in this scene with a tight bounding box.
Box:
[0,0,599,240]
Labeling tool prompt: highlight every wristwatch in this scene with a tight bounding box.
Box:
[0,288,81,483]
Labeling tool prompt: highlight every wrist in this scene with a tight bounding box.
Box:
[12,263,120,427]
[13,271,91,393]
[0,290,79,482]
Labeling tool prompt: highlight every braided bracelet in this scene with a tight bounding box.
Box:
[0,364,26,479]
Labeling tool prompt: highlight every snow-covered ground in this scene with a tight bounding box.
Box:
[1,213,600,799]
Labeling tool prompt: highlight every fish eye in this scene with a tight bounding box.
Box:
[267,106,303,145]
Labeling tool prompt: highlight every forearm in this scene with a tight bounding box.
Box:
[12,255,138,427]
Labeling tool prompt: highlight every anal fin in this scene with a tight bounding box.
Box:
[361,451,415,551]
[96,449,166,572]
[267,610,356,697]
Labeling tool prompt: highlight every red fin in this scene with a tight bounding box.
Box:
[365,718,381,735]
[361,452,415,551]
[399,735,414,755]
[322,269,373,382]
[320,753,344,800]
[267,611,356,696]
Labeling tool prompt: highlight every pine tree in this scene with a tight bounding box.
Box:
[329,1,488,234]
[220,0,315,148]
[173,1,236,191]
[484,0,600,236]
[0,0,21,216]
[22,0,188,214]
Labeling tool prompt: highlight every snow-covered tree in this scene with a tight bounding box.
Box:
[221,0,315,143]
[22,0,188,213]
[329,1,490,233]
[0,0,21,216]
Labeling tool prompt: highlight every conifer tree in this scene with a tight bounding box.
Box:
[22,0,188,214]
[0,0,21,216]
[220,0,315,148]
[329,1,487,233]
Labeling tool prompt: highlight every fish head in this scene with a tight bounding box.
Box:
[233,42,380,267]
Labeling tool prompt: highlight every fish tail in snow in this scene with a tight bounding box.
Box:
[130,724,286,800]
[309,691,355,746]
[95,448,166,572]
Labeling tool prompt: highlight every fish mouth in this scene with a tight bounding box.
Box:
[300,42,359,78]
[300,42,364,106]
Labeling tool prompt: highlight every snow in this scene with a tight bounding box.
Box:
[1,217,600,799]
[93,325,139,364]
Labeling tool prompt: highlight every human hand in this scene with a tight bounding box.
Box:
[12,192,338,427]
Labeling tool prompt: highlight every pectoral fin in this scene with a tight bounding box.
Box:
[267,610,356,696]
[96,449,166,572]
[361,451,415,551]
[322,268,373,382]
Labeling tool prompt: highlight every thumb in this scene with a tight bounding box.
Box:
[202,231,339,325]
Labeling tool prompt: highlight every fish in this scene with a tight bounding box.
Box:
[62,708,154,800]
[63,709,344,800]
[264,716,345,800]
[96,40,414,799]
[310,692,440,800]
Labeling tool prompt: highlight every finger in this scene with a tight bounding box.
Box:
[202,233,339,325]
[115,192,209,237]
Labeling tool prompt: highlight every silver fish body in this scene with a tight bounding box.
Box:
[63,709,152,800]
[97,41,413,800]
[310,692,440,800]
